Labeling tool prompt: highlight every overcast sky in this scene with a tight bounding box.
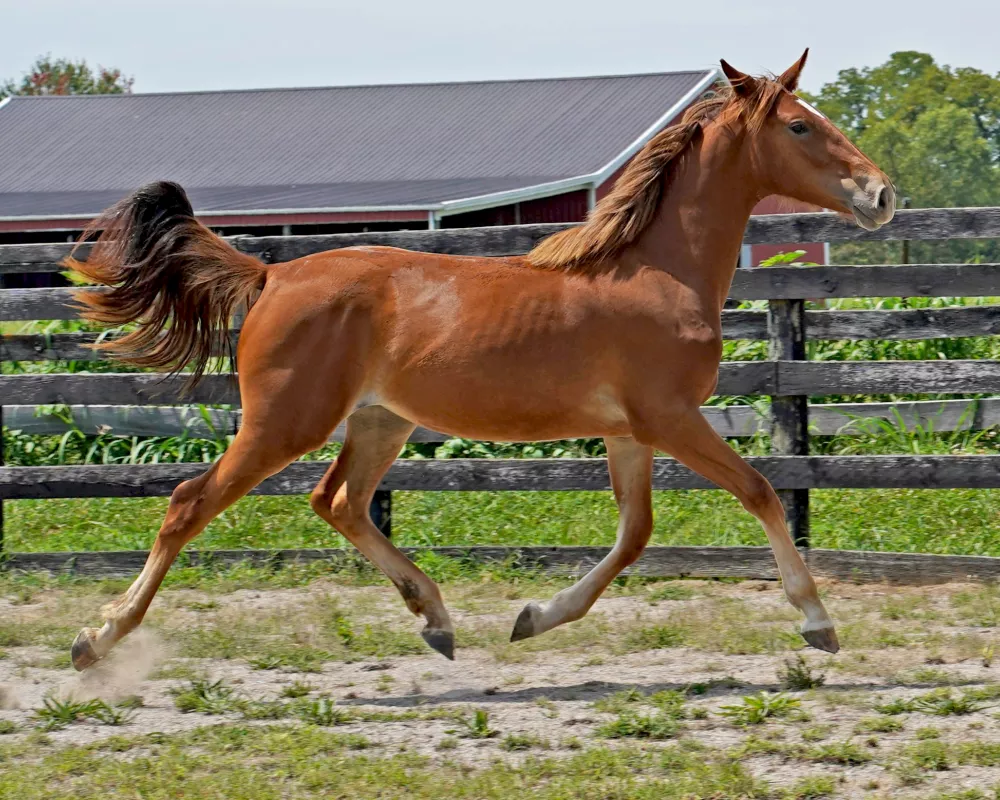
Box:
[2,0,998,95]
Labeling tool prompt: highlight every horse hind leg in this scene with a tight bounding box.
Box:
[511,436,653,642]
[71,428,314,670]
[310,405,456,659]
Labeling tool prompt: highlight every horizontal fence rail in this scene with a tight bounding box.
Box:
[4,362,1000,407]
[6,305,1000,343]
[7,398,999,440]
[5,545,1000,585]
[5,265,1000,322]
[3,206,1000,274]
[4,455,1000,500]
[3,206,1000,571]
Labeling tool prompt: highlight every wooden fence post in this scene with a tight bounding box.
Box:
[767,298,810,546]
[0,402,5,557]
[370,491,392,538]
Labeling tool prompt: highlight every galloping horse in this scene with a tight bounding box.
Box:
[67,51,894,671]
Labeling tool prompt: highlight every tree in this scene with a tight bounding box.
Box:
[0,55,132,98]
[805,51,1000,264]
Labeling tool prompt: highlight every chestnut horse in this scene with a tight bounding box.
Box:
[67,51,894,671]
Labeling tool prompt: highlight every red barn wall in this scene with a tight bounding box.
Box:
[441,189,589,228]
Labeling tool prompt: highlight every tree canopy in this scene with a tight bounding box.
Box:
[1,55,132,98]
[806,51,1000,263]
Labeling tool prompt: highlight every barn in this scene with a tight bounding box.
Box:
[0,68,821,268]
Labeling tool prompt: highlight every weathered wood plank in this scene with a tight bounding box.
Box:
[0,365,774,405]
[742,207,1000,244]
[4,403,761,440]
[0,373,239,406]
[730,264,1000,300]
[6,544,1000,585]
[3,208,1000,272]
[803,549,1000,584]
[2,332,111,362]
[1,331,239,362]
[5,455,1000,499]
[235,226,568,263]
[4,405,241,438]
[805,306,1000,340]
[0,287,97,321]
[776,360,1000,395]
[3,361,996,406]
[5,307,1000,361]
[808,398,1000,434]
[8,268,1000,325]
[2,404,451,443]
[0,241,90,269]
[6,398,997,440]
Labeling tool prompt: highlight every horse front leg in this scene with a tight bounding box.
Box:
[637,408,838,652]
[511,436,653,642]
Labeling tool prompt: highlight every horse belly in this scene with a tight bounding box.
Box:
[377,360,633,442]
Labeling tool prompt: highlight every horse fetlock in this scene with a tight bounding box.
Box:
[395,577,427,616]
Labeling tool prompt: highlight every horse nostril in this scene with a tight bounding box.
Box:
[876,185,888,212]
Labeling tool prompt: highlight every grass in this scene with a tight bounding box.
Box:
[170,678,242,714]
[718,692,802,726]
[874,688,995,718]
[7,486,1000,556]
[855,716,904,733]
[294,697,351,726]
[0,725,777,800]
[449,709,498,740]
[499,733,549,751]
[778,655,826,691]
[280,680,315,699]
[32,695,135,731]
[596,710,681,740]
[782,775,837,799]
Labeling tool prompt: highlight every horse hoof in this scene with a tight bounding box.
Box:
[421,628,455,661]
[510,602,544,643]
[801,625,840,654]
[71,628,102,672]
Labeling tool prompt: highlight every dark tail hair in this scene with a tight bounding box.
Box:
[66,181,267,385]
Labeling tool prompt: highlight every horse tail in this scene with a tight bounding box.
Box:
[66,181,267,386]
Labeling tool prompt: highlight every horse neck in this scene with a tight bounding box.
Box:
[632,123,760,312]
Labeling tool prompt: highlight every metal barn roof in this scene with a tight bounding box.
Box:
[0,70,718,222]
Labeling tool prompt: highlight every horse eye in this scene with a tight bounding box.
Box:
[789,120,809,136]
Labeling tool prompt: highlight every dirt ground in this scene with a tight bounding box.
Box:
[2,573,1000,798]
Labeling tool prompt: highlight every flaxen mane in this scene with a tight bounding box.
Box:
[527,77,786,271]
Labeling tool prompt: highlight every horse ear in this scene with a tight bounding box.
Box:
[778,48,809,92]
[720,59,759,97]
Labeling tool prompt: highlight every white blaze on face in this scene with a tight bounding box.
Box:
[796,98,826,120]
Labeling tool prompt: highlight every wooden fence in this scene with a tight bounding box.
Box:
[2,207,1000,581]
